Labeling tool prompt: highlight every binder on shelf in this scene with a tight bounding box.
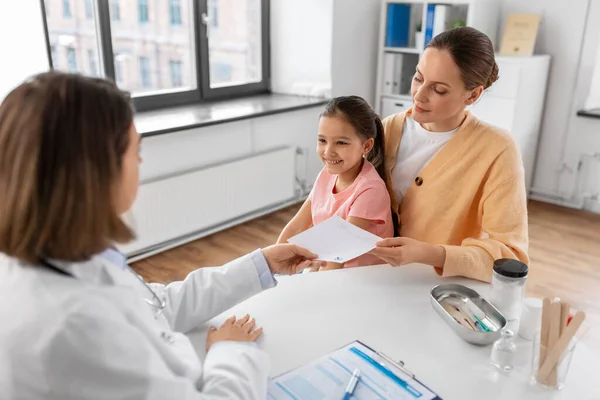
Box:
[432,5,448,38]
[382,53,395,95]
[385,3,411,48]
[424,4,436,46]
[392,54,403,95]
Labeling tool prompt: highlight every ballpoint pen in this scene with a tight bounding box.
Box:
[342,369,360,400]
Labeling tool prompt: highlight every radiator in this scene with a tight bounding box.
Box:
[120,147,297,257]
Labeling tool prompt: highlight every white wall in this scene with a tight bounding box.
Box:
[270,0,382,106]
[498,0,600,206]
[138,108,323,190]
[0,0,49,101]
[331,0,381,105]
[270,0,334,97]
[584,32,600,110]
[558,0,600,207]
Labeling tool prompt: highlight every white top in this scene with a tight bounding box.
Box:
[392,116,457,203]
[189,265,600,399]
[0,251,274,400]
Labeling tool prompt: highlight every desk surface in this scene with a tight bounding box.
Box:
[188,265,600,400]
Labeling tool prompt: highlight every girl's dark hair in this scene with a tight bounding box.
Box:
[427,26,499,90]
[321,96,387,183]
[0,71,135,264]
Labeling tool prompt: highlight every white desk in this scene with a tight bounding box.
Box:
[187,264,600,399]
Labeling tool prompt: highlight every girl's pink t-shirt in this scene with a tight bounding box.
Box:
[309,161,394,267]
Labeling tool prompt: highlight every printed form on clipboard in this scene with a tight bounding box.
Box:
[268,341,442,400]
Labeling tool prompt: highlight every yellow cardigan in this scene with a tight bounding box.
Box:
[382,109,529,282]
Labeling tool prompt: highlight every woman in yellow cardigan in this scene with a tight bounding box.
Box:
[371,27,529,283]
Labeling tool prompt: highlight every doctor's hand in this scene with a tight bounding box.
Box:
[206,315,263,351]
[370,237,446,267]
[262,244,326,275]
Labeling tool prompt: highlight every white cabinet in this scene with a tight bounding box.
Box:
[380,97,412,118]
[468,55,551,192]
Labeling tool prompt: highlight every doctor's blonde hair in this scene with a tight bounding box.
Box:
[0,72,135,264]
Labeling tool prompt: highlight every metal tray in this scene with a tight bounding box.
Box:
[430,283,507,346]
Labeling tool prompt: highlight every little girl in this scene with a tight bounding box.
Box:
[277,95,394,270]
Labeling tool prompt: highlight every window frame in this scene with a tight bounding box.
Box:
[40,0,271,112]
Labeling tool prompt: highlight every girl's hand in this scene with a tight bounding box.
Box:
[206,315,263,351]
[370,237,446,267]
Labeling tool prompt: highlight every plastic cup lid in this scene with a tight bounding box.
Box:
[493,259,529,278]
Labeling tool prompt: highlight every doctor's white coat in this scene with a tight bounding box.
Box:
[0,250,273,400]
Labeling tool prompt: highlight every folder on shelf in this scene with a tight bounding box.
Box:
[382,53,395,95]
[432,5,448,38]
[267,340,442,400]
[424,4,436,46]
[386,3,411,47]
[392,54,404,95]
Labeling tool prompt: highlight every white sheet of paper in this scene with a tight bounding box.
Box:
[287,215,382,263]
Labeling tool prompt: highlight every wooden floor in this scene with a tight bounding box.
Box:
[132,200,600,352]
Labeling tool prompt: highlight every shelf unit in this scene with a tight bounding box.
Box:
[375,0,500,117]
[384,47,421,54]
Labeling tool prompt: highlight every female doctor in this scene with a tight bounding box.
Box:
[0,72,321,399]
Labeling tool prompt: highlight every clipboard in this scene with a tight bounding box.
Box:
[268,340,443,400]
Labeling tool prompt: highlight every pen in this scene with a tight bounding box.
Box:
[342,369,360,400]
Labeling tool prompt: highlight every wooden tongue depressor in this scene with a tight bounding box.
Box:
[538,298,552,371]
[546,302,572,385]
[560,303,571,335]
[537,311,586,382]
[442,303,476,330]
[546,301,562,386]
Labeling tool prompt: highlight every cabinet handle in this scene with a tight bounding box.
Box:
[395,103,404,107]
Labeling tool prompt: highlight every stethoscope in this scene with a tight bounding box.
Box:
[40,259,167,318]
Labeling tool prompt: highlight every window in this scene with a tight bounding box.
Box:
[208,0,218,29]
[63,0,71,18]
[114,54,123,84]
[66,48,77,72]
[42,0,270,111]
[88,50,98,76]
[110,0,120,21]
[45,0,102,77]
[169,0,182,26]
[139,0,149,23]
[170,60,183,87]
[211,62,232,84]
[207,0,263,88]
[110,1,195,96]
[51,46,58,68]
[85,0,94,19]
[139,57,151,89]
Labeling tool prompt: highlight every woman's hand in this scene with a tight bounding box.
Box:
[371,237,446,267]
[262,244,325,274]
[206,315,263,351]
